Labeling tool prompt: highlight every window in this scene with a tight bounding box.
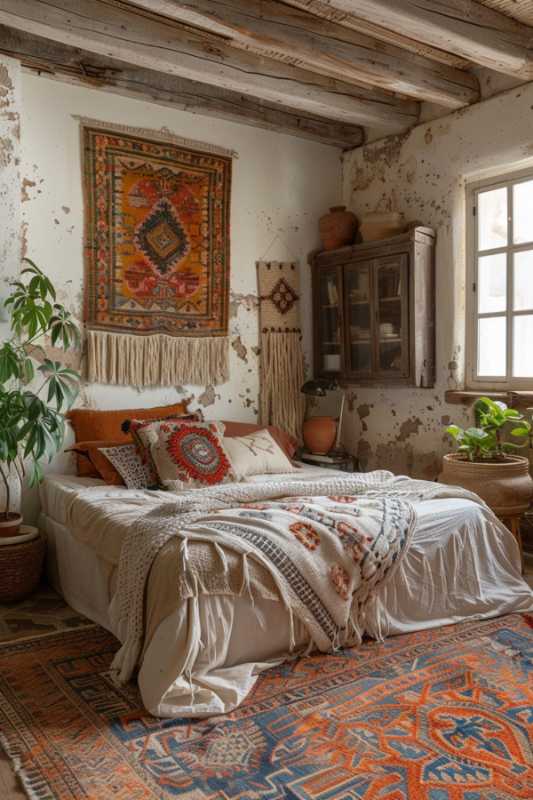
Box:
[467,169,533,388]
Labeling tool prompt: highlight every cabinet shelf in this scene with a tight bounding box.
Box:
[311,227,435,387]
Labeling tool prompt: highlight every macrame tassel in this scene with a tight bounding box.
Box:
[259,331,304,442]
[86,330,229,387]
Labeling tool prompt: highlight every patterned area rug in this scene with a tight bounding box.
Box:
[0,585,95,643]
[0,615,532,799]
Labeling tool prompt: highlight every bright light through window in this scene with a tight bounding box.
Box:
[469,171,533,387]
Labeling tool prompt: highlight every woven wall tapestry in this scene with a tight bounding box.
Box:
[80,118,233,387]
[257,261,304,441]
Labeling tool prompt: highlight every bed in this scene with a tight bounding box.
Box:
[39,465,533,719]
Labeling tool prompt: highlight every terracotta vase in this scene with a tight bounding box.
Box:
[303,416,337,454]
[319,206,358,251]
[0,512,23,538]
[438,453,533,516]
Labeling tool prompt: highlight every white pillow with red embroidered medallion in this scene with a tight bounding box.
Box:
[222,428,296,478]
[143,420,237,489]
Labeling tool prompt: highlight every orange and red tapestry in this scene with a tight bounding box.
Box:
[81,119,232,386]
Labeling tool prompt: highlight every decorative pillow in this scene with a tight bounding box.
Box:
[128,413,203,479]
[68,402,190,477]
[146,421,237,489]
[66,440,126,485]
[97,444,155,490]
[223,429,297,478]
[222,421,298,460]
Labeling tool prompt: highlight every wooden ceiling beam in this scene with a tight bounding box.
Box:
[287,0,533,78]
[0,26,365,148]
[126,0,479,108]
[0,0,419,130]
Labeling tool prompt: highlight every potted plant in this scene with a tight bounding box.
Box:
[439,396,533,516]
[0,259,81,537]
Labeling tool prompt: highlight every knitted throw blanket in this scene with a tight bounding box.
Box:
[110,471,483,682]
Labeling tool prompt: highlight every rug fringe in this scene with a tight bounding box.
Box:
[87,330,229,387]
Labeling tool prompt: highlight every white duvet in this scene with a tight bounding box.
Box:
[39,467,533,717]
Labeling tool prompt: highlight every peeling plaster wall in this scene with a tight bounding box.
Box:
[20,73,341,422]
[0,55,22,514]
[342,83,533,479]
[0,55,21,334]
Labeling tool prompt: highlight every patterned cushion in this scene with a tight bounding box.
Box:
[222,421,298,459]
[97,444,155,490]
[66,440,126,485]
[68,402,190,477]
[223,429,296,478]
[128,413,202,479]
[146,421,237,489]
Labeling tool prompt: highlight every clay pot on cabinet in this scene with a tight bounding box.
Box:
[319,206,358,251]
[439,453,533,517]
[303,416,337,454]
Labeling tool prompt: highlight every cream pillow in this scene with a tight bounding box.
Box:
[223,429,296,478]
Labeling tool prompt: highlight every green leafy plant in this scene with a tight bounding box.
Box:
[0,259,81,520]
[446,396,531,462]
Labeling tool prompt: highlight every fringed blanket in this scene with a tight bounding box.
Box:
[110,471,484,683]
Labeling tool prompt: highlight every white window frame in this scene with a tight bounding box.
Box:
[466,167,533,390]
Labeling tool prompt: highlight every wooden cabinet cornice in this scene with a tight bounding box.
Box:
[309,226,435,387]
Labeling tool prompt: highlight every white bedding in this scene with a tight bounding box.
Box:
[39,470,533,717]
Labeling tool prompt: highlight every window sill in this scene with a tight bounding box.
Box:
[445,390,533,407]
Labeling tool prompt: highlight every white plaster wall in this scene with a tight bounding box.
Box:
[19,72,342,422]
[342,83,533,478]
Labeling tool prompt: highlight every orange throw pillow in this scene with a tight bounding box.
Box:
[68,402,189,476]
[66,440,126,485]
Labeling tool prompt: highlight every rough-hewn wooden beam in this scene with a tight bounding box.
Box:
[126,0,479,108]
[287,0,533,77]
[0,0,419,130]
[0,26,364,148]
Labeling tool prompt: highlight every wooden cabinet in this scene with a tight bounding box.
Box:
[310,227,435,387]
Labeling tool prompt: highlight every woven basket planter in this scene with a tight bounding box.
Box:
[0,533,46,603]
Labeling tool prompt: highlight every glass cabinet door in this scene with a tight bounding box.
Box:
[345,261,372,375]
[316,267,343,375]
[375,254,408,377]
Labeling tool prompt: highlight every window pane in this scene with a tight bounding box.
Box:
[478,252,506,313]
[477,316,506,377]
[514,250,533,311]
[513,179,533,244]
[513,315,533,377]
[478,187,507,251]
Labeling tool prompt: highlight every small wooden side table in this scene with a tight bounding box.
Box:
[299,451,358,473]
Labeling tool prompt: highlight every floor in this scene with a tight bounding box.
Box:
[1,567,533,800]
[0,585,94,800]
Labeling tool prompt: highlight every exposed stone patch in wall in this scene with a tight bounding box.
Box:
[231,335,248,363]
[198,385,218,408]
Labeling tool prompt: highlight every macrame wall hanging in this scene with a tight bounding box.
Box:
[79,117,235,387]
[256,261,305,442]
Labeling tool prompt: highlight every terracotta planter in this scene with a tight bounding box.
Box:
[303,416,337,454]
[0,512,23,538]
[439,453,533,516]
[319,206,358,251]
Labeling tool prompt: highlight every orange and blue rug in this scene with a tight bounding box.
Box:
[0,614,532,799]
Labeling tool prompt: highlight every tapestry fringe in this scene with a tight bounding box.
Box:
[259,331,305,442]
[87,330,229,387]
[73,115,238,158]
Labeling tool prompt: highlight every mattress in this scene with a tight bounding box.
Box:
[39,472,533,717]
